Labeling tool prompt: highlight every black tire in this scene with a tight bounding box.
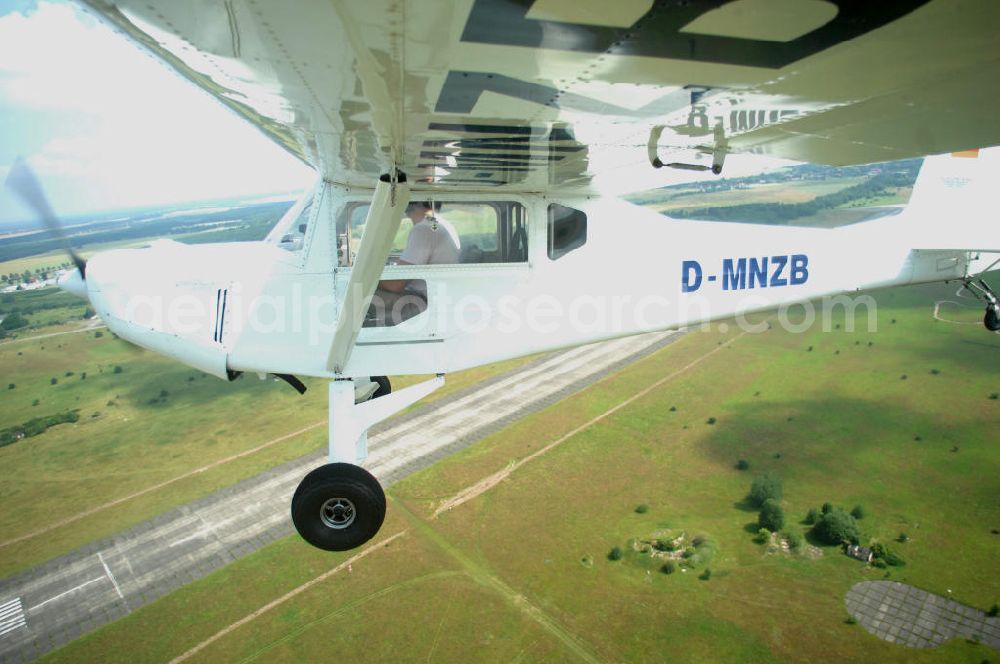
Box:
[372,375,391,399]
[291,463,386,551]
[985,306,1000,332]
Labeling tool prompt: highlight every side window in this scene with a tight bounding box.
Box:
[548,204,587,260]
[344,201,527,265]
[267,191,313,253]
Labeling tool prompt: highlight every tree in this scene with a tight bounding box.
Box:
[0,312,28,331]
[748,472,783,507]
[821,502,833,514]
[758,499,785,532]
[805,507,820,525]
[811,509,859,545]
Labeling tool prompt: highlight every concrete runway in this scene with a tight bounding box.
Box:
[0,331,678,663]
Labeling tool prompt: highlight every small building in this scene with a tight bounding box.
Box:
[845,544,873,562]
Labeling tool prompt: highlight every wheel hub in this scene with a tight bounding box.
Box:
[320,497,356,529]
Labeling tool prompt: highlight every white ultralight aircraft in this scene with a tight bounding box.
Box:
[6,0,1000,551]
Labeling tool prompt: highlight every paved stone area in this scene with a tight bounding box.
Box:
[0,330,680,663]
[846,580,1000,649]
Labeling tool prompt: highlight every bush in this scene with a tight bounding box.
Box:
[706,417,716,425]
[0,312,28,331]
[94,330,103,338]
[897,533,909,543]
[735,459,750,471]
[699,569,712,580]
[811,509,859,545]
[159,389,169,399]
[821,502,833,514]
[49,377,57,385]
[654,539,672,552]
[64,371,74,377]
[872,558,887,569]
[748,472,783,507]
[753,528,770,544]
[875,545,905,566]
[785,531,804,550]
[7,384,13,390]
[113,365,123,374]
[608,547,623,561]
[661,561,676,574]
[988,603,999,617]
[758,499,785,532]
[850,505,865,520]
[989,392,999,400]
[805,507,820,525]
[692,534,707,547]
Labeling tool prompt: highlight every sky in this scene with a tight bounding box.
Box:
[0,0,313,224]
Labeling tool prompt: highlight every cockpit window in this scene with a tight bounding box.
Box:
[341,201,527,266]
[547,203,587,260]
[267,190,313,252]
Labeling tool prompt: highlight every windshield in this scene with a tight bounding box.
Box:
[266,187,315,252]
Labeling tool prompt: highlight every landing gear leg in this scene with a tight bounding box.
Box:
[963,278,1000,332]
[290,375,445,551]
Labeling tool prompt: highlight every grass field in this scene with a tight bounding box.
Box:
[41,281,1000,663]
[0,317,536,578]
[650,177,865,214]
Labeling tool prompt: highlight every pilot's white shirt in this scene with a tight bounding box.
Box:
[400,217,460,264]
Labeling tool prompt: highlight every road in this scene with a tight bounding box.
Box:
[0,330,679,663]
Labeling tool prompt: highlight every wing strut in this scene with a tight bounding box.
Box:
[326,172,410,374]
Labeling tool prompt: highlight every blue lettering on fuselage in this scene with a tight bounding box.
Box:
[682,254,809,292]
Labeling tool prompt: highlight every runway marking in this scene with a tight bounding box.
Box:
[168,531,406,664]
[435,331,746,517]
[0,598,26,638]
[98,552,129,613]
[29,577,103,612]
[933,301,981,325]
[0,420,326,551]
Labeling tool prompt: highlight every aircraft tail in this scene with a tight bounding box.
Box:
[903,148,1000,253]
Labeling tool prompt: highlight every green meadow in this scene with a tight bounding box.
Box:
[41,280,1000,663]
[0,312,533,577]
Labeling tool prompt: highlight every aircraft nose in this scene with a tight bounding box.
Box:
[57,268,88,299]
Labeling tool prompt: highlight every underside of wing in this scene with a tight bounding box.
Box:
[79,0,1000,194]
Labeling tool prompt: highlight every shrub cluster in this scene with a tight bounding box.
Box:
[758,499,785,532]
[811,509,859,545]
[748,472,783,507]
[0,410,80,448]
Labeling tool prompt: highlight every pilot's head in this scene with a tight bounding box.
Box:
[405,201,436,223]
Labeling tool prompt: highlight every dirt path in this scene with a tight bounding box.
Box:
[168,531,407,664]
[435,331,746,517]
[0,319,105,346]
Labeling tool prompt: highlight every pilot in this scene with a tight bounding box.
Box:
[396,200,460,266]
[370,201,460,325]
